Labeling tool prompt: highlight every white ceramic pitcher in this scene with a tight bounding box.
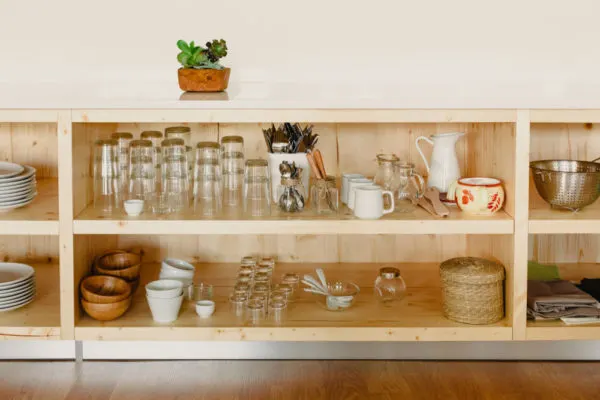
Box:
[415,132,465,193]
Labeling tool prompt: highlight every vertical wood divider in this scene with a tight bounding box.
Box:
[512,110,531,340]
[57,110,74,339]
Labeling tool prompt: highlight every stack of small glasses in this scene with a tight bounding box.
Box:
[229,256,299,325]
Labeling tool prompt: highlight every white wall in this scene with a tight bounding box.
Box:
[0,0,598,86]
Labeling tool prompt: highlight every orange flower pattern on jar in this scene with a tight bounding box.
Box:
[447,178,505,216]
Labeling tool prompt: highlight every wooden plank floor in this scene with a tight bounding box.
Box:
[1,361,599,399]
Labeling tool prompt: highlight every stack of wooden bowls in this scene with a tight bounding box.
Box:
[80,275,133,321]
[94,250,142,293]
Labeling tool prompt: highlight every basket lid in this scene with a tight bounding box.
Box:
[440,257,504,284]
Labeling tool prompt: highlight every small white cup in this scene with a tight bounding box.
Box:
[124,199,144,216]
[353,185,395,219]
[147,293,183,323]
[195,300,216,318]
[341,173,364,204]
[347,178,373,210]
[145,279,183,299]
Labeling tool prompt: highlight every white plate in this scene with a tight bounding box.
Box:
[0,182,36,195]
[0,263,35,288]
[0,281,35,298]
[0,196,36,212]
[0,188,36,201]
[0,278,34,293]
[0,294,35,312]
[0,165,36,184]
[0,176,35,190]
[0,162,24,179]
[0,192,37,206]
[0,288,35,306]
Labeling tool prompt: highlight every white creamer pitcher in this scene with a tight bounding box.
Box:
[415,132,464,194]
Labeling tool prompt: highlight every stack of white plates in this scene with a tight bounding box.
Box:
[0,162,37,212]
[0,263,36,312]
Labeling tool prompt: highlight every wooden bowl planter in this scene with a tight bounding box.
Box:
[178,68,230,92]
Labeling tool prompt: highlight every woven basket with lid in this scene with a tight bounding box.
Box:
[440,257,505,325]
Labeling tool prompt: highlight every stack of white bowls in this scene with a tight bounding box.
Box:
[159,258,195,288]
[145,279,184,323]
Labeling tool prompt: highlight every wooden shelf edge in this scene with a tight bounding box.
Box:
[527,326,600,341]
[0,327,61,341]
[0,221,60,236]
[0,109,61,123]
[528,220,600,234]
[74,326,512,342]
[73,219,514,235]
[530,109,600,123]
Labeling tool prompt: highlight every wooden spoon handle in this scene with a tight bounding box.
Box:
[425,188,450,217]
[313,149,327,178]
[417,197,441,218]
[306,152,323,180]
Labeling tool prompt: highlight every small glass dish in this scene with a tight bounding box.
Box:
[314,281,360,311]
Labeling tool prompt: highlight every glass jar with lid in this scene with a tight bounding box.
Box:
[165,126,191,146]
[374,266,406,305]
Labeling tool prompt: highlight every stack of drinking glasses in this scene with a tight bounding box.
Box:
[160,138,189,213]
[220,136,244,209]
[193,141,221,216]
[229,256,296,326]
[128,139,155,200]
[111,132,133,193]
[243,159,271,217]
[93,139,122,213]
[140,130,164,191]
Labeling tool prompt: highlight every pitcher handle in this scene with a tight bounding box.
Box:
[415,136,434,173]
[382,190,395,214]
[411,172,426,199]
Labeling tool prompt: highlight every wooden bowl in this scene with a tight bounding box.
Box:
[80,275,132,304]
[128,277,140,294]
[81,296,132,321]
[95,251,141,281]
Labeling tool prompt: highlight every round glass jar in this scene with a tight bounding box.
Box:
[374,266,406,305]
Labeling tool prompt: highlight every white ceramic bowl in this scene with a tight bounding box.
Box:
[124,199,144,216]
[160,258,195,279]
[195,300,215,318]
[146,293,183,323]
[159,269,194,281]
[145,279,183,299]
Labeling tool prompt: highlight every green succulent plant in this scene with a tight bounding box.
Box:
[177,39,228,70]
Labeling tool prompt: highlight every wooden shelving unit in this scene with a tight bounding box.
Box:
[0,90,599,350]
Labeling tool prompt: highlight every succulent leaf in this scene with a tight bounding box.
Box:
[177,40,190,53]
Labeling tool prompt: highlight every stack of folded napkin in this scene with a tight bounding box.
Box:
[527,280,600,320]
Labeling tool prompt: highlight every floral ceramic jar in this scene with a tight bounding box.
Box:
[447,177,504,215]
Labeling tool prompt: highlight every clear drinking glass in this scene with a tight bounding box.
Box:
[141,130,164,191]
[111,132,133,192]
[281,273,300,291]
[93,139,121,213]
[245,298,265,326]
[238,265,255,280]
[165,126,191,146]
[188,283,214,301]
[271,283,294,302]
[243,159,271,217]
[260,257,275,273]
[270,291,286,304]
[229,294,247,319]
[249,293,268,313]
[395,162,426,213]
[220,135,244,156]
[161,138,189,212]
[193,159,222,217]
[149,193,172,215]
[254,272,270,285]
[196,141,221,162]
[222,152,244,208]
[252,282,270,296]
[311,176,339,214]
[128,139,155,200]
[268,299,287,325]
[241,256,257,268]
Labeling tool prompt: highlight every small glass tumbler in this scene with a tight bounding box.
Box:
[260,257,275,273]
[256,263,273,277]
[254,272,270,285]
[229,294,247,319]
[272,283,294,303]
[252,282,270,297]
[249,293,268,313]
[196,141,221,162]
[236,275,252,286]
[149,193,172,215]
[281,273,300,291]
[165,126,191,146]
[311,176,339,214]
[220,135,244,156]
[222,152,244,208]
[270,291,286,304]
[238,265,254,280]
[93,139,121,213]
[188,283,213,301]
[268,299,287,325]
[241,256,257,268]
[111,132,133,192]
[233,282,251,297]
[141,130,164,191]
[245,298,265,326]
[128,139,155,200]
[193,160,222,217]
[243,159,271,217]
[161,138,189,212]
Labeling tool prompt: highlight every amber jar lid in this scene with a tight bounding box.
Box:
[141,130,163,139]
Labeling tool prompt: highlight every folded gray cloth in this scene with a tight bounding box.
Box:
[527,280,600,320]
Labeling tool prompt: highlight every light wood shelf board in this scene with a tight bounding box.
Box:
[0,179,59,235]
[0,110,61,123]
[75,262,511,341]
[0,263,61,340]
[530,109,600,123]
[73,109,517,124]
[529,203,600,234]
[74,206,513,235]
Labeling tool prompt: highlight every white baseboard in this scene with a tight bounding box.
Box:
[0,341,75,360]
[82,341,600,361]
